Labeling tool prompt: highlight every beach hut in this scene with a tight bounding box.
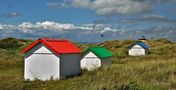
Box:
[81,47,112,70]
[22,38,81,81]
[128,41,149,56]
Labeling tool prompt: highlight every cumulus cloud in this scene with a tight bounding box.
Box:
[90,0,153,15]
[47,0,176,15]
[132,26,176,41]
[1,12,21,18]
[93,14,176,25]
[0,21,116,33]
[47,2,68,8]
[0,23,16,30]
[17,21,74,31]
[121,14,176,23]
[0,21,176,42]
[0,21,122,42]
[72,0,91,8]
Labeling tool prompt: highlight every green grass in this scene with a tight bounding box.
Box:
[0,38,176,90]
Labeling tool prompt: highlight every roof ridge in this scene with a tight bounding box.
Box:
[83,46,112,59]
[22,38,81,54]
[40,38,68,42]
[89,46,104,49]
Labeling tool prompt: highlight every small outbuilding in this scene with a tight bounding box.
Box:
[81,47,112,70]
[128,41,149,56]
[22,38,81,81]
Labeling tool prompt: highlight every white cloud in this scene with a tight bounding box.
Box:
[0,21,123,42]
[121,14,176,23]
[144,14,165,18]
[0,21,117,33]
[72,0,91,8]
[16,21,75,32]
[47,2,68,8]
[90,0,153,15]
[0,24,3,29]
[0,21,176,42]
[1,12,21,18]
[48,0,176,15]
[35,21,74,30]
[0,23,16,30]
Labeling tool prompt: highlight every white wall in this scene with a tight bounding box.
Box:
[24,43,60,81]
[25,54,60,81]
[128,44,146,56]
[60,54,81,78]
[81,52,101,71]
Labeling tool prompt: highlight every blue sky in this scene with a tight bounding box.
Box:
[0,0,176,42]
[0,0,99,24]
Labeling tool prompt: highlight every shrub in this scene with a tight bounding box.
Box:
[0,38,23,49]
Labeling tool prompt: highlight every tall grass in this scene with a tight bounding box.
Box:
[0,38,176,90]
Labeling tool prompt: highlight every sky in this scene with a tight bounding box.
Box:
[0,0,176,42]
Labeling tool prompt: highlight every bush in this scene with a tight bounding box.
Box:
[0,38,23,49]
[154,39,173,44]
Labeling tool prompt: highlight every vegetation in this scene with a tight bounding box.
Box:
[0,38,176,90]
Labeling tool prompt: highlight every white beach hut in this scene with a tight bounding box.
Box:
[128,41,149,56]
[81,47,112,71]
[22,38,81,81]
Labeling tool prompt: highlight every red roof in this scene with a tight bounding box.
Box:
[22,38,81,54]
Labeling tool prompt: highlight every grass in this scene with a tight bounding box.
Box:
[0,38,176,90]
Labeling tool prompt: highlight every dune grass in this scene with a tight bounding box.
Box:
[0,38,176,90]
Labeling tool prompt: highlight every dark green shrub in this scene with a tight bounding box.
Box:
[0,38,23,49]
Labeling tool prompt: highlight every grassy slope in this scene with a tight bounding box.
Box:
[0,38,176,90]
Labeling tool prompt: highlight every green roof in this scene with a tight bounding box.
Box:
[83,47,113,58]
